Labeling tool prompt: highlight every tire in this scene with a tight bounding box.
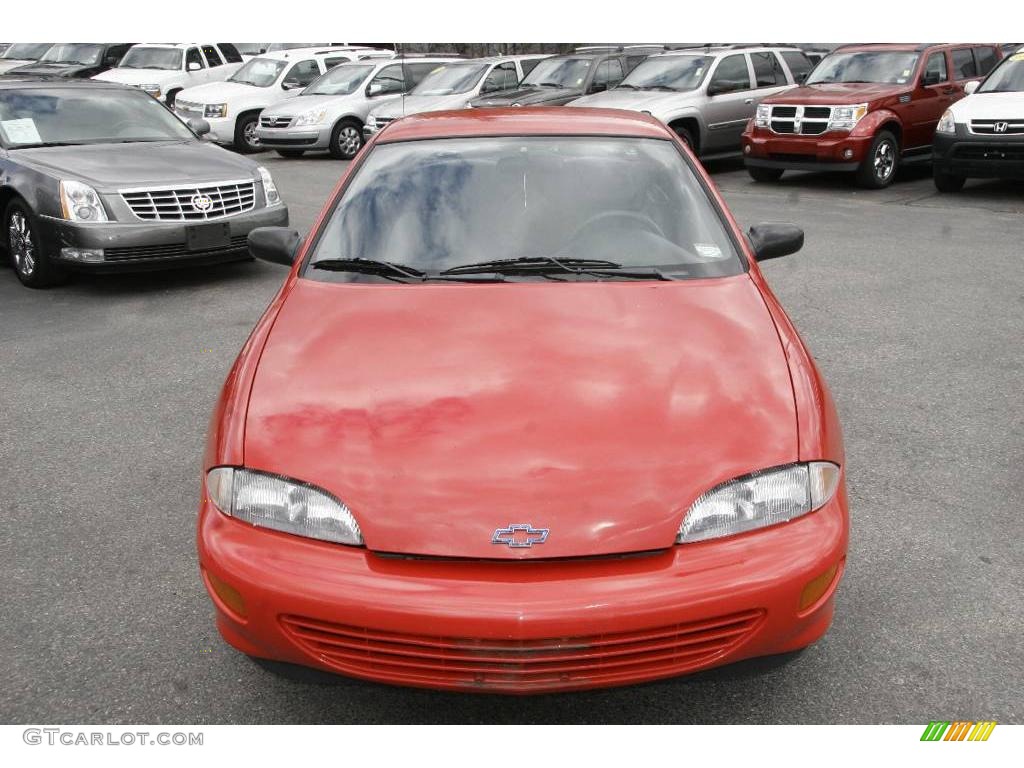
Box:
[165,89,181,109]
[329,118,363,160]
[234,113,261,154]
[5,200,66,288]
[856,130,899,189]
[747,166,784,183]
[933,167,966,193]
[275,149,306,159]
[673,125,697,152]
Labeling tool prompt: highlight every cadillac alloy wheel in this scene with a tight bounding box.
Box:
[8,209,35,279]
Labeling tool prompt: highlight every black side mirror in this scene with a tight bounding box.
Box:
[248,227,302,266]
[748,223,804,261]
[922,71,941,87]
[590,82,608,93]
[186,117,211,137]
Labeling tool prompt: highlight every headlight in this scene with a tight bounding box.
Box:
[936,109,956,134]
[366,115,377,127]
[206,467,363,546]
[204,103,227,118]
[755,103,770,127]
[256,166,281,206]
[827,103,868,131]
[676,462,840,544]
[294,108,327,127]
[138,83,162,97]
[59,180,108,223]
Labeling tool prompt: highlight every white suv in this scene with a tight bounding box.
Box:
[93,43,246,107]
[257,57,461,159]
[173,47,394,153]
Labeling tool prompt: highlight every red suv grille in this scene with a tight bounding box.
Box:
[280,609,764,691]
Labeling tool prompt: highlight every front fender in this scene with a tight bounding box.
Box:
[850,108,902,138]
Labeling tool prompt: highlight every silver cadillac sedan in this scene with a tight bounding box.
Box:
[0,80,288,288]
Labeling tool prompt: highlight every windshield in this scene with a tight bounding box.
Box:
[0,87,197,148]
[229,57,287,87]
[307,136,741,282]
[2,43,53,61]
[619,55,710,91]
[305,64,373,95]
[521,57,592,88]
[118,47,183,71]
[40,44,104,66]
[266,43,329,52]
[412,63,489,96]
[806,51,920,85]
[979,53,1024,93]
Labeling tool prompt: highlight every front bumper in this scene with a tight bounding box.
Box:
[932,126,1024,178]
[743,128,870,172]
[198,486,849,693]
[255,124,331,151]
[40,204,289,273]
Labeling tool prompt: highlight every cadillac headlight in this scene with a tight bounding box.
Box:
[256,166,281,206]
[755,103,770,127]
[677,462,840,544]
[207,467,363,545]
[294,108,327,127]
[204,103,227,118]
[828,103,868,131]
[59,180,108,223]
[936,109,956,134]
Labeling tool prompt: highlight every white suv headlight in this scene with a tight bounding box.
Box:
[207,467,363,546]
[59,180,108,223]
[828,103,868,131]
[294,108,327,127]
[256,166,281,206]
[677,462,841,544]
[755,103,770,127]
[936,109,956,134]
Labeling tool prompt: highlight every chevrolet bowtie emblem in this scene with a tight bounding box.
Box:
[492,524,549,548]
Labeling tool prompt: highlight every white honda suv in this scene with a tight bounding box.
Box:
[173,46,394,152]
[93,43,246,107]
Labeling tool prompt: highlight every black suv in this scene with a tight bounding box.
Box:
[3,44,135,80]
[469,50,637,108]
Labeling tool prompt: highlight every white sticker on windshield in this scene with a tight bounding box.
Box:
[695,243,725,260]
[1,118,41,144]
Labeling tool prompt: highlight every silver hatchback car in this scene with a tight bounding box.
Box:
[255,57,460,159]
[570,46,814,158]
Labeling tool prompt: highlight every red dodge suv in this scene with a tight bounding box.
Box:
[742,43,1003,188]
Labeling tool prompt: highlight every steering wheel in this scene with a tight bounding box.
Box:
[569,210,666,242]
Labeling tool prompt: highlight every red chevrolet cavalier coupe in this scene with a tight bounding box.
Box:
[198,108,848,694]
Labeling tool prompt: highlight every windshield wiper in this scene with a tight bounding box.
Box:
[441,256,673,281]
[535,81,566,88]
[311,257,507,283]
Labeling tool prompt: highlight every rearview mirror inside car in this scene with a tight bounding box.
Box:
[748,223,804,261]
[964,80,980,95]
[248,227,302,266]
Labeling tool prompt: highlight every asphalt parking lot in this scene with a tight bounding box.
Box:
[1,153,1021,724]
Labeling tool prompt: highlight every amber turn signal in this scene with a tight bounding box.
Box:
[799,562,840,612]
[205,569,247,618]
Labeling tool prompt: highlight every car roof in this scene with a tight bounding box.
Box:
[257,47,385,61]
[376,107,673,143]
[128,43,218,50]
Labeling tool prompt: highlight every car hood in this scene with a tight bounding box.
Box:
[471,86,583,107]
[0,59,35,74]
[763,82,906,105]
[570,88,695,113]
[12,141,258,190]
[952,91,1024,120]
[375,93,473,118]
[244,277,799,559]
[178,80,263,103]
[264,93,355,116]
[94,68,177,85]
[3,62,92,78]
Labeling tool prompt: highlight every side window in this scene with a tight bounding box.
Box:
[751,51,781,87]
[519,58,542,78]
[973,46,998,76]
[105,45,132,65]
[591,58,624,91]
[368,64,405,96]
[951,48,977,80]
[323,56,352,70]
[185,47,205,71]
[781,51,813,83]
[201,45,224,67]
[217,44,243,64]
[482,62,517,93]
[709,54,751,94]
[625,54,648,73]
[922,51,948,85]
[285,59,320,87]
[407,62,442,88]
